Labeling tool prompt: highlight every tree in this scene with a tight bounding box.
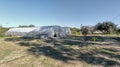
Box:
[81,26,95,35]
[95,21,117,34]
[80,26,95,42]
[29,24,35,27]
[18,24,35,27]
[70,27,81,35]
[116,27,120,36]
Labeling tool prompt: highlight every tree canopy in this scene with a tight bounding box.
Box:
[70,27,81,35]
[81,26,95,35]
[18,24,35,27]
[95,21,117,34]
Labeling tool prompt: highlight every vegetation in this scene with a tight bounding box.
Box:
[0,25,9,37]
[116,27,120,36]
[95,21,117,34]
[70,27,81,35]
[0,36,120,67]
[81,26,95,35]
[18,24,35,27]
[70,21,120,37]
[70,21,120,36]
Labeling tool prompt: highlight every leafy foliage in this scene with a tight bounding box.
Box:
[116,27,120,36]
[70,27,81,35]
[0,25,9,37]
[18,24,35,27]
[95,21,117,34]
[81,26,95,35]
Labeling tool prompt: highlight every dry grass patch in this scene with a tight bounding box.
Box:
[0,37,120,67]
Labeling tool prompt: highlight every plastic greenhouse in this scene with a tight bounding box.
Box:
[5,26,71,38]
[5,27,37,36]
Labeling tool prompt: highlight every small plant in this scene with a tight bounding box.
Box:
[80,38,84,41]
[92,37,97,42]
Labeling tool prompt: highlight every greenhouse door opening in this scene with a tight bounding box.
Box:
[54,33,58,38]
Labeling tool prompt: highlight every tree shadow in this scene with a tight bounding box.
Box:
[43,39,83,46]
[4,36,120,66]
[18,41,120,66]
[19,41,76,62]
[63,36,105,42]
[4,37,38,42]
[100,48,120,60]
[43,38,105,47]
[27,46,75,62]
[110,37,120,41]
[79,52,119,66]
[19,41,40,47]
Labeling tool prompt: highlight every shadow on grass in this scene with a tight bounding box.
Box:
[28,46,75,62]
[111,37,120,41]
[18,41,120,66]
[43,39,83,46]
[43,38,104,47]
[19,41,40,47]
[4,36,120,66]
[100,48,120,60]
[19,41,76,62]
[4,37,37,42]
[63,36,105,42]
[79,52,119,66]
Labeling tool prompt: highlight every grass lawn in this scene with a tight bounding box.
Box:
[0,36,120,67]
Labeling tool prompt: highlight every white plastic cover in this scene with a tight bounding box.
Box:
[5,27,37,36]
[5,26,71,38]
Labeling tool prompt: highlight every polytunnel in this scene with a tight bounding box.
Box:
[5,26,71,38]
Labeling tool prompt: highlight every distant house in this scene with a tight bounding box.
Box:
[5,26,71,38]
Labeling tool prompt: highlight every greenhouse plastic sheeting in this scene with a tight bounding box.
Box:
[26,26,71,38]
[5,27,37,36]
[5,26,71,38]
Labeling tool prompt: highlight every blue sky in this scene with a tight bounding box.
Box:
[0,0,120,27]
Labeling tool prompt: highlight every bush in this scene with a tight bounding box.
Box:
[0,26,9,37]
